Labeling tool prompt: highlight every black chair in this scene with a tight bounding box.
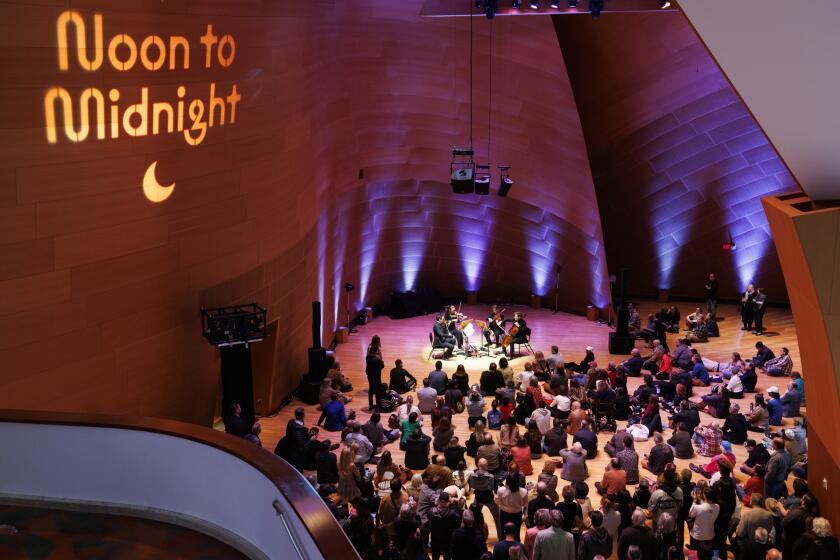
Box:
[428,332,445,360]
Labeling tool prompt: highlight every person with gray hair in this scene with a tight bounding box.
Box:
[618,507,657,560]
[741,526,773,559]
[526,481,555,527]
[524,508,552,559]
[532,509,574,560]
[809,517,840,557]
[735,493,774,550]
[559,442,588,482]
[642,431,674,475]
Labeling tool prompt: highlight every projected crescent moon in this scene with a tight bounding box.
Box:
[142,161,175,203]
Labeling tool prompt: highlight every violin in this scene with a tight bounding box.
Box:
[491,307,506,326]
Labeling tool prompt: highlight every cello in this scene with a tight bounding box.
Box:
[501,313,525,348]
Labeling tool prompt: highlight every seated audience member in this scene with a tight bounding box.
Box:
[604,426,630,457]
[783,419,808,463]
[641,397,663,435]
[685,307,702,331]
[466,388,486,427]
[642,433,674,475]
[780,381,802,418]
[443,436,467,470]
[315,439,340,484]
[671,400,700,434]
[745,394,770,432]
[363,412,397,448]
[739,439,771,477]
[485,398,502,429]
[510,436,534,476]
[671,338,693,371]
[740,362,759,393]
[791,370,805,404]
[403,429,431,470]
[417,378,438,414]
[397,395,422,425]
[667,422,694,459]
[443,381,464,413]
[543,417,567,456]
[566,401,586,435]
[724,369,744,398]
[595,458,627,496]
[763,346,793,376]
[705,313,720,337]
[400,411,421,449]
[591,379,616,402]
[547,345,564,372]
[499,416,521,450]
[766,387,784,426]
[689,441,735,479]
[476,434,502,474]
[751,341,775,369]
[244,421,262,447]
[345,423,375,465]
[559,442,588,482]
[428,361,449,394]
[318,393,348,432]
[689,354,710,386]
[530,400,553,436]
[466,420,486,458]
[615,434,640,485]
[738,463,765,505]
[480,363,505,397]
[452,364,471,395]
[721,404,749,445]
[537,461,560,502]
[621,348,644,377]
[573,419,598,459]
[389,359,417,394]
[377,382,402,413]
[687,314,709,343]
[319,377,352,410]
[432,417,455,452]
[633,479,652,509]
[694,422,723,458]
[327,361,353,392]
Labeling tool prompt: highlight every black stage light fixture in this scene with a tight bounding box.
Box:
[201,304,267,348]
[483,0,498,18]
[475,164,491,195]
[344,282,355,292]
[530,0,539,9]
[590,0,604,18]
[451,147,476,194]
[567,0,579,6]
[550,0,560,8]
[497,165,513,197]
[512,0,521,7]
[659,0,671,7]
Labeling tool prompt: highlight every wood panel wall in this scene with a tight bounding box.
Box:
[762,194,840,534]
[555,12,794,302]
[0,1,608,424]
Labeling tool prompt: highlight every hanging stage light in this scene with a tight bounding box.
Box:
[659,0,671,7]
[550,1,560,8]
[512,0,521,7]
[451,147,476,194]
[530,0,539,9]
[590,0,604,18]
[475,165,491,195]
[567,0,579,6]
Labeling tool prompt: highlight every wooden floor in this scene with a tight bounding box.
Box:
[256,300,802,547]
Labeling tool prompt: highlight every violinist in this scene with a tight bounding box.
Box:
[444,305,465,349]
[504,312,530,358]
[485,305,506,346]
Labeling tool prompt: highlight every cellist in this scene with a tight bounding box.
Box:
[502,312,530,358]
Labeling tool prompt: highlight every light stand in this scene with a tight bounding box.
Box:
[607,274,616,327]
[344,282,357,334]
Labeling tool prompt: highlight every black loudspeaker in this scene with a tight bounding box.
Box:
[616,309,630,336]
[451,168,474,194]
[308,347,329,382]
[297,375,322,404]
[220,345,255,426]
[609,332,635,355]
[311,301,322,348]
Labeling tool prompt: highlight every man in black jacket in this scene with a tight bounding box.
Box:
[543,417,568,456]
[618,508,658,560]
[389,359,417,394]
[223,402,250,437]
[276,407,317,471]
[573,420,598,459]
[705,272,719,316]
[432,315,455,359]
[722,404,749,444]
[753,288,768,335]
[449,509,486,560]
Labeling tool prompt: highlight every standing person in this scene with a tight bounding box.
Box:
[741,283,757,331]
[704,273,719,317]
[495,473,529,539]
[688,482,720,559]
[532,509,575,560]
[578,510,613,560]
[753,287,768,335]
[429,492,461,560]
[366,335,385,412]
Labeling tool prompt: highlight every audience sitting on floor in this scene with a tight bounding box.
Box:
[278,322,811,560]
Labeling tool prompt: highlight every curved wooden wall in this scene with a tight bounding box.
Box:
[555,12,794,302]
[0,2,607,423]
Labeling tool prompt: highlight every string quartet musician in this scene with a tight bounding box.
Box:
[444,304,465,349]
[504,312,530,358]
[432,315,455,360]
[485,304,506,347]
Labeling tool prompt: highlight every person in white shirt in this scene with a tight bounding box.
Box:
[417,378,438,414]
[530,401,552,436]
[688,482,720,554]
[398,395,423,425]
[726,372,744,397]
[551,391,571,415]
[518,367,535,393]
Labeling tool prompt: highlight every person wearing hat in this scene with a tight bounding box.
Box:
[766,387,783,426]
[739,439,771,477]
[429,491,462,559]
[783,420,807,463]
[689,440,736,479]
[565,345,595,374]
